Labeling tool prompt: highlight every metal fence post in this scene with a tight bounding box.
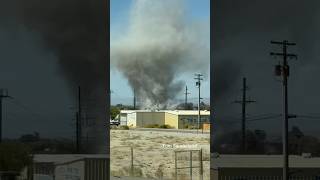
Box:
[190,151,192,180]
[199,149,203,180]
[175,151,177,180]
[130,146,134,176]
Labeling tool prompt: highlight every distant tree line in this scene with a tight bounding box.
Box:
[0,132,77,173]
[213,126,320,156]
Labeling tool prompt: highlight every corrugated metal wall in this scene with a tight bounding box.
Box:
[33,162,55,176]
[85,158,109,180]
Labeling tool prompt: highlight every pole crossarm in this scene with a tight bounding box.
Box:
[270,52,298,59]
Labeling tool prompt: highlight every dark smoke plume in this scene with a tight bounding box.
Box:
[212,0,320,139]
[1,0,108,153]
[111,0,209,109]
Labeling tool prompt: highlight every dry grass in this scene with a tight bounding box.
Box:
[110,129,210,179]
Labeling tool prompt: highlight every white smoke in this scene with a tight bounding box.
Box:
[111,0,209,109]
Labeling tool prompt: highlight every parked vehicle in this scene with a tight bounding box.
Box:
[110,119,120,126]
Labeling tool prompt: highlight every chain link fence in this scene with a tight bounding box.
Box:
[110,146,136,177]
[174,149,203,180]
[110,146,209,180]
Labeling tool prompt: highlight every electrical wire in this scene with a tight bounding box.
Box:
[7,99,51,122]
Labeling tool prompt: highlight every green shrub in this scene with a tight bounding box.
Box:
[0,143,32,172]
[110,125,118,130]
[159,124,172,129]
[184,124,197,129]
[144,124,159,128]
[119,125,129,130]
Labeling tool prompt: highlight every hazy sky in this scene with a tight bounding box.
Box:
[0,27,74,138]
[110,0,210,105]
[213,0,320,137]
[0,0,106,139]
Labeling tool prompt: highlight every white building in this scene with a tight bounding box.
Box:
[119,110,210,129]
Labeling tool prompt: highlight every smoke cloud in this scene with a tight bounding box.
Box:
[1,0,108,153]
[111,0,209,109]
[212,0,320,137]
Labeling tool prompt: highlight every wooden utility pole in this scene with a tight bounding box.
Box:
[133,88,136,110]
[194,74,203,134]
[77,86,82,153]
[0,89,11,143]
[234,77,255,153]
[270,40,297,180]
[184,86,190,109]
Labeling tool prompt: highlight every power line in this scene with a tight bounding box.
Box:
[227,114,320,124]
[225,115,282,124]
[246,113,282,118]
[247,114,282,122]
[9,99,45,120]
[295,115,320,119]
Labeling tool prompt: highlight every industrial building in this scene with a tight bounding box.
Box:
[211,153,320,179]
[119,110,210,129]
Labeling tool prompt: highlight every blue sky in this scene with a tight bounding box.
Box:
[110,0,210,105]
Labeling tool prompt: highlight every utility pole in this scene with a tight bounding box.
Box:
[76,112,80,153]
[270,40,297,180]
[77,86,82,153]
[194,74,203,134]
[184,86,190,110]
[0,89,11,143]
[133,88,136,110]
[234,77,256,153]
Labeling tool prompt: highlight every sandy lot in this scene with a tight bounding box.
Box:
[110,129,210,180]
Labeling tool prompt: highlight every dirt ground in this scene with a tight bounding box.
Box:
[110,129,210,180]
